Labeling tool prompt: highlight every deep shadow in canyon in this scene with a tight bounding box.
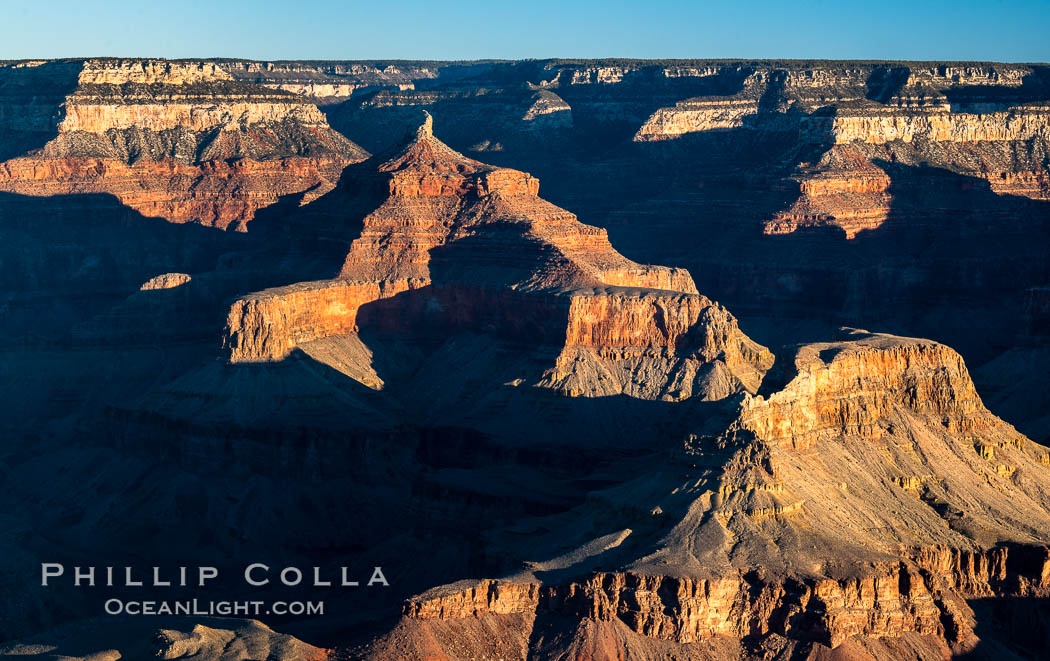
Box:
[956,597,1050,659]
[3,60,1050,656]
[0,176,739,648]
[0,60,82,161]
[333,94,1050,440]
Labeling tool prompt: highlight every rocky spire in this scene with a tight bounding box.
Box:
[381,109,483,174]
[416,110,434,139]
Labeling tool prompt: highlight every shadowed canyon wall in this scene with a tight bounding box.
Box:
[1,58,1049,661]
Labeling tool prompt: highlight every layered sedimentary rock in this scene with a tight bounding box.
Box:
[768,122,1050,237]
[787,69,1049,237]
[542,291,770,399]
[635,98,760,140]
[3,57,1050,661]
[736,333,988,446]
[0,156,357,229]
[0,58,367,228]
[224,112,770,401]
[319,60,1048,276]
[624,63,1050,237]
[217,60,483,103]
[379,60,1046,437]
[366,329,1050,659]
[139,272,191,290]
[400,546,1047,649]
[633,63,1048,139]
[225,279,404,362]
[826,107,1050,144]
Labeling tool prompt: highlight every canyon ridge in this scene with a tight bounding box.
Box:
[0,57,1049,660]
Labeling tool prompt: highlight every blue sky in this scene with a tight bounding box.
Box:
[2,0,1047,62]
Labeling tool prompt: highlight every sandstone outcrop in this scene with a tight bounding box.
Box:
[399,546,1048,648]
[218,60,462,102]
[0,155,353,229]
[625,62,1050,238]
[0,59,368,228]
[737,332,987,446]
[635,99,760,140]
[541,291,770,400]
[382,61,1045,450]
[365,329,1050,659]
[224,112,771,401]
[139,272,191,290]
[826,107,1050,145]
[75,59,235,85]
[3,57,1050,661]
[521,89,573,127]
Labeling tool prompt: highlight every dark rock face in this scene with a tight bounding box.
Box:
[1,58,1049,661]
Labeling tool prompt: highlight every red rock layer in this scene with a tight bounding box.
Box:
[0,58,368,228]
[765,162,894,239]
[402,546,1050,650]
[0,156,348,229]
[224,113,768,400]
[767,129,1050,238]
[225,279,414,362]
[736,335,986,449]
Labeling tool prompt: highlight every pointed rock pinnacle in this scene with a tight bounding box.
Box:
[417,110,434,139]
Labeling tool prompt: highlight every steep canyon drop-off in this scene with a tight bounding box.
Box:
[1,58,1050,660]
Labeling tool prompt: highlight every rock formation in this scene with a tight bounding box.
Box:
[1,57,1049,661]
[217,60,473,103]
[629,63,1050,239]
[360,330,1050,659]
[224,112,771,402]
[139,272,191,290]
[0,59,367,229]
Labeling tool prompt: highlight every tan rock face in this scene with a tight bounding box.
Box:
[737,335,985,448]
[139,272,191,290]
[225,279,416,362]
[562,292,727,352]
[541,291,773,399]
[767,131,1050,238]
[632,62,1050,143]
[76,59,234,85]
[57,100,330,134]
[623,62,1050,248]
[262,82,360,98]
[907,65,1028,88]
[635,100,759,141]
[706,331,1050,563]
[0,59,368,228]
[400,543,1050,651]
[828,108,1050,144]
[568,66,628,85]
[378,329,1050,658]
[404,566,935,647]
[405,580,542,620]
[217,59,444,102]
[522,91,572,126]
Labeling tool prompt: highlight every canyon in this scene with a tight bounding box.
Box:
[0,59,366,229]
[0,57,1049,660]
